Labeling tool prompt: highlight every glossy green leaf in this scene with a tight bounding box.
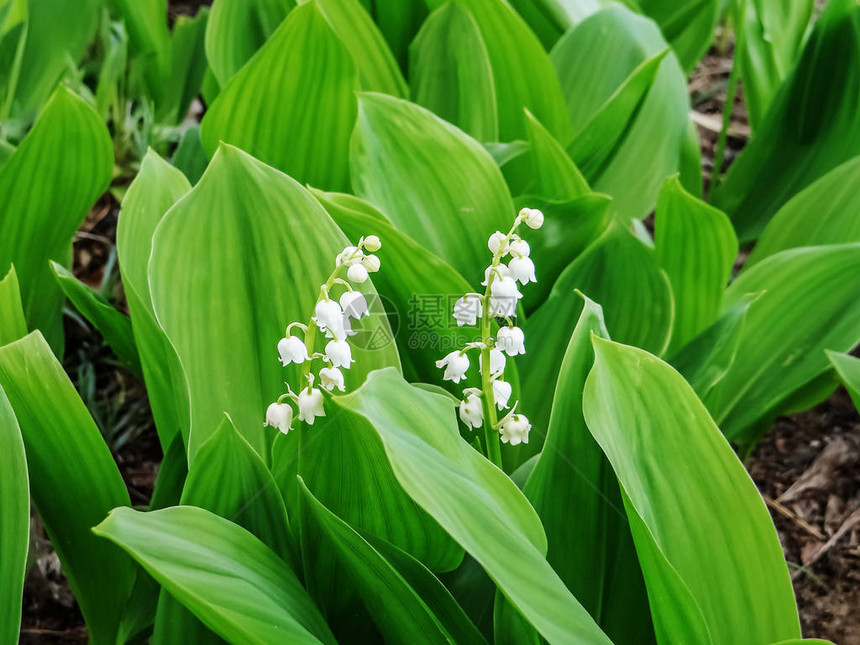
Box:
[117,150,191,449]
[94,506,335,645]
[310,0,408,97]
[654,176,737,354]
[204,0,294,86]
[0,386,27,644]
[551,6,691,221]
[0,332,135,644]
[159,8,209,124]
[409,1,498,142]
[50,262,142,377]
[520,297,653,644]
[360,0,426,69]
[0,265,26,345]
[519,109,589,201]
[298,479,485,645]
[746,155,860,268]
[827,351,860,412]
[334,368,612,645]
[584,337,801,644]
[201,1,357,191]
[350,91,513,281]
[712,0,860,242]
[708,244,860,446]
[738,0,814,130]
[154,416,297,643]
[171,126,209,185]
[149,144,399,461]
[0,86,112,353]
[638,0,720,71]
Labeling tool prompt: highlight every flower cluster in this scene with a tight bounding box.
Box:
[436,207,543,458]
[264,235,381,435]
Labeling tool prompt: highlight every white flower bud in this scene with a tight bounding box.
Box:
[337,245,361,266]
[340,291,369,319]
[519,208,544,229]
[319,367,345,392]
[499,413,531,445]
[480,347,506,377]
[435,350,470,383]
[264,402,293,434]
[508,238,530,258]
[324,339,354,369]
[453,294,482,327]
[362,254,381,273]
[458,391,484,429]
[277,335,309,366]
[496,326,525,356]
[298,387,326,424]
[363,235,381,252]
[492,380,512,409]
[488,231,508,255]
[347,263,369,283]
[508,256,536,285]
[488,276,523,316]
[481,264,510,286]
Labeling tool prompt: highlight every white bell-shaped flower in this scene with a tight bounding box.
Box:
[264,402,293,434]
[453,294,482,327]
[435,350,470,383]
[319,367,345,392]
[363,235,381,252]
[458,390,484,429]
[492,380,512,409]
[362,255,380,273]
[481,264,510,286]
[487,231,508,255]
[480,347,506,376]
[277,336,309,366]
[496,326,526,356]
[519,208,544,229]
[508,238,530,258]
[298,387,326,424]
[347,263,369,283]
[325,339,354,369]
[324,315,354,339]
[508,256,536,285]
[340,291,369,319]
[488,276,523,316]
[499,413,531,445]
[314,299,344,334]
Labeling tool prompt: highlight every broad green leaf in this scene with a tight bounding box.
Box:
[171,126,208,184]
[584,337,801,644]
[154,416,297,643]
[298,479,485,645]
[551,6,691,221]
[117,150,191,449]
[520,297,653,644]
[712,0,860,242]
[654,176,737,354]
[359,0,426,70]
[50,262,142,377]
[95,506,335,645]
[0,386,27,643]
[8,0,100,116]
[738,0,814,130]
[827,351,860,412]
[638,0,720,71]
[149,432,188,511]
[334,368,612,645]
[0,86,112,353]
[447,0,571,143]
[201,1,357,191]
[159,8,209,124]
[519,109,589,201]
[0,265,26,345]
[149,144,399,461]
[746,155,860,267]
[350,91,513,281]
[409,1,498,142]
[0,332,135,644]
[204,0,294,86]
[709,244,860,446]
[309,0,408,97]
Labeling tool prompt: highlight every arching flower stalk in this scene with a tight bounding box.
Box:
[264,235,381,437]
[436,207,543,466]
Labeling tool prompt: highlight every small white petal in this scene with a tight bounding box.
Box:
[264,402,293,434]
[347,263,369,283]
[324,339,354,369]
[453,295,483,327]
[277,336,309,366]
[488,276,523,316]
[508,238,530,258]
[319,367,346,392]
[458,392,484,429]
[499,413,531,445]
[480,348,506,376]
[508,256,536,285]
[496,326,526,356]
[492,380,512,410]
[313,299,344,335]
[363,235,381,252]
[298,388,326,424]
[481,264,510,286]
[339,291,369,319]
[487,231,508,255]
[435,350,470,383]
